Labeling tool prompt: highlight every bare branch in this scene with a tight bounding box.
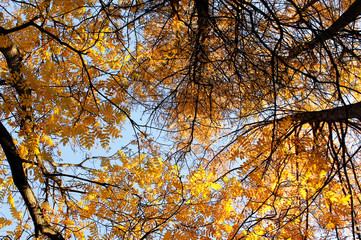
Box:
[288,0,361,59]
[289,102,361,123]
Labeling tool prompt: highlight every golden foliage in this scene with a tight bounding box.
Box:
[0,0,361,239]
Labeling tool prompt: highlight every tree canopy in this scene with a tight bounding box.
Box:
[1,0,361,239]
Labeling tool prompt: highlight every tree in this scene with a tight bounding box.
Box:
[1,0,361,239]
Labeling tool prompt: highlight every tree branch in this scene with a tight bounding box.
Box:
[0,26,64,240]
[289,101,361,123]
[0,122,64,240]
[0,26,33,131]
[288,0,361,59]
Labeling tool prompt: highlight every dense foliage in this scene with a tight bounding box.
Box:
[1,0,361,239]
